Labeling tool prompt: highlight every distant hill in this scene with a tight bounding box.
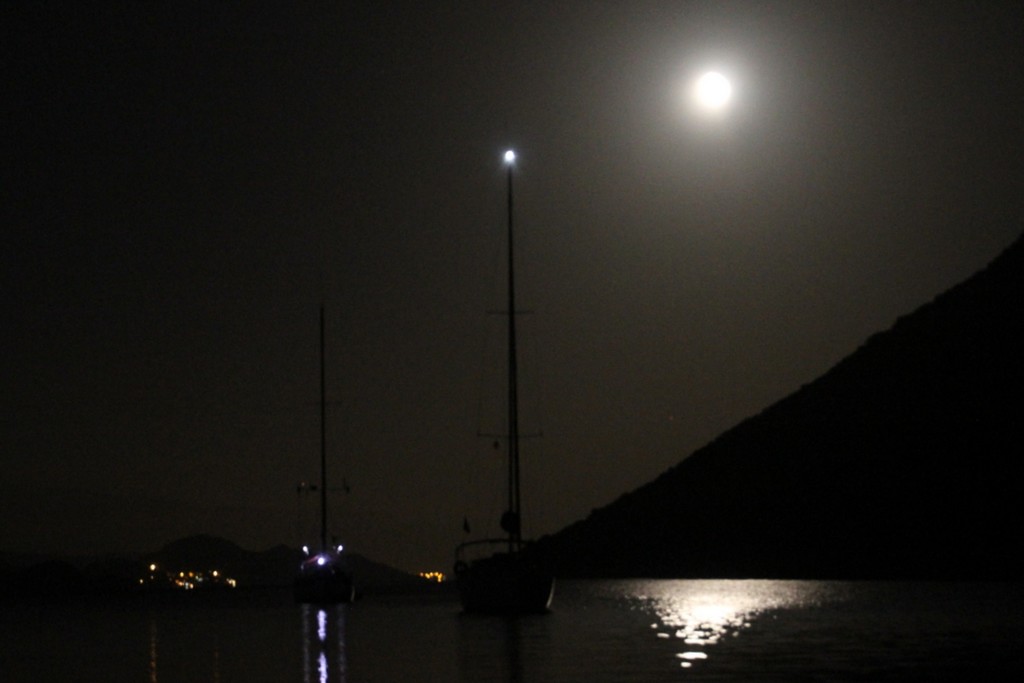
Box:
[141,534,431,594]
[539,232,1024,580]
[1,535,433,601]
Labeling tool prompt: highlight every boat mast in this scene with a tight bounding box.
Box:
[505,151,522,553]
[319,304,328,553]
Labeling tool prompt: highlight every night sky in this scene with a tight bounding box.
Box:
[4,1,1022,573]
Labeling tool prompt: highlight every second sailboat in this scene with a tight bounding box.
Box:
[454,150,555,614]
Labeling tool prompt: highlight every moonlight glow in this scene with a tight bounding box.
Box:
[694,72,732,110]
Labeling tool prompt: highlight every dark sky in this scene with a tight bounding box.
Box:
[3,1,1022,573]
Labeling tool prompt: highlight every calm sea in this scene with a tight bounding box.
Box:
[2,580,1021,681]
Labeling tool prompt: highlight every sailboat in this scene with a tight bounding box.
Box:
[453,150,555,614]
[294,305,355,604]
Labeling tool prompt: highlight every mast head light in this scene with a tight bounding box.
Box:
[503,150,516,164]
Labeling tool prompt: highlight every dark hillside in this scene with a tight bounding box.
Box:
[540,232,1024,579]
[142,534,429,593]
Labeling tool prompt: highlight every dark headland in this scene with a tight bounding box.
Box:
[0,535,435,602]
[5,234,1021,594]
[537,231,1024,580]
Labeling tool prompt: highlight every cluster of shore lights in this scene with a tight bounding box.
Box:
[139,563,237,590]
[418,571,446,583]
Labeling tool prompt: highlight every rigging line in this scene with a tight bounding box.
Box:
[477,430,543,439]
[472,200,510,444]
[516,309,548,441]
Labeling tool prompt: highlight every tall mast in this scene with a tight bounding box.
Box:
[505,150,522,552]
[319,304,328,552]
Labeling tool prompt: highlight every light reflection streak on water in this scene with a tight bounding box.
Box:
[149,618,158,683]
[302,604,348,683]
[145,612,221,682]
[632,580,830,670]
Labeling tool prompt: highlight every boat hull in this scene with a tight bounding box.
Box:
[294,554,355,604]
[455,551,554,614]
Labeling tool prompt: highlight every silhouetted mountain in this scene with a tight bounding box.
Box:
[539,232,1024,580]
[143,534,429,594]
[144,534,250,573]
[2,535,432,601]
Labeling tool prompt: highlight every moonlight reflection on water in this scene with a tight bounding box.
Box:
[2,581,1019,681]
[619,580,840,669]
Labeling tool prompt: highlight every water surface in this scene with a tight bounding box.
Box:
[2,580,1020,681]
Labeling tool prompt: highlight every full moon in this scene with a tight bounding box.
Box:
[694,71,732,110]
